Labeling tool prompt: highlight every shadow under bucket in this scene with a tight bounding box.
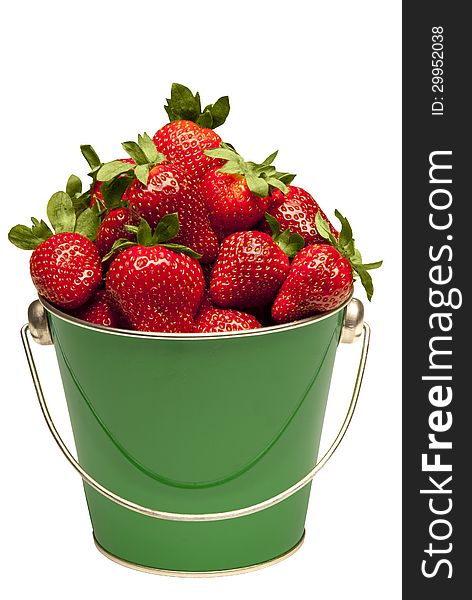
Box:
[21,295,369,576]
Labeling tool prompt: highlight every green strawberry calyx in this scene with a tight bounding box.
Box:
[264,213,305,259]
[96,133,167,188]
[8,177,100,250]
[102,213,202,262]
[164,83,230,130]
[204,144,296,198]
[81,144,134,212]
[315,210,382,301]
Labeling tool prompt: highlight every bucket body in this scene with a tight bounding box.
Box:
[46,304,345,573]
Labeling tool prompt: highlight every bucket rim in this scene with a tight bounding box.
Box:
[39,291,352,341]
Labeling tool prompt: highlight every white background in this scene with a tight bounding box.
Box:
[0,1,401,598]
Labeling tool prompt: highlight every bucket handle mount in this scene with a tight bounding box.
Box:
[20,318,370,523]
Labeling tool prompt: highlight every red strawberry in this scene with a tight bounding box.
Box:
[200,146,295,238]
[95,207,138,264]
[126,162,219,263]
[30,232,102,309]
[272,211,382,322]
[154,121,223,182]
[105,216,205,332]
[199,169,269,238]
[9,186,102,308]
[71,290,125,328]
[262,186,338,245]
[153,83,231,181]
[272,244,353,321]
[107,247,203,333]
[97,133,219,264]
[210,231,291,309]
[194,308,261,333]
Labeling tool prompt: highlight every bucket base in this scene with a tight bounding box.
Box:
[93,530,305,578]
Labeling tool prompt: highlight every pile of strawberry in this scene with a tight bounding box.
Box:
[9,84,381,334]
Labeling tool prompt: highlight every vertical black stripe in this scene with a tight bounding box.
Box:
[403,3,469,596]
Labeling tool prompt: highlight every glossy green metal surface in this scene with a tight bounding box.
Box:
[47,307,344,572]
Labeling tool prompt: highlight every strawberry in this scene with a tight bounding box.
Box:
[127,163,218,263]
[71,290,125,328]
[272,244,353,321]
[9,189,101,309]
[272,211,382,322]
[97,133,219,263]
[262,186,338,245]
[30,233,102,309]
[194,308,261,333]
[154,121,224,183]
[201,146,295,238]
[210,229,301,309]
[105,215,204,332]
[153,83,230,181]
[95,207,138,264]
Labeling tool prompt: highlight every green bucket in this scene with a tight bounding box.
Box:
[21,295,369,576]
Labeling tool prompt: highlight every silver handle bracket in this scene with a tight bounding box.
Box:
[340,298,364,344]
[28,300,53,346]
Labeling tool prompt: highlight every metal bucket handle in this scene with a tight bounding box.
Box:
[20,301,370,523]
